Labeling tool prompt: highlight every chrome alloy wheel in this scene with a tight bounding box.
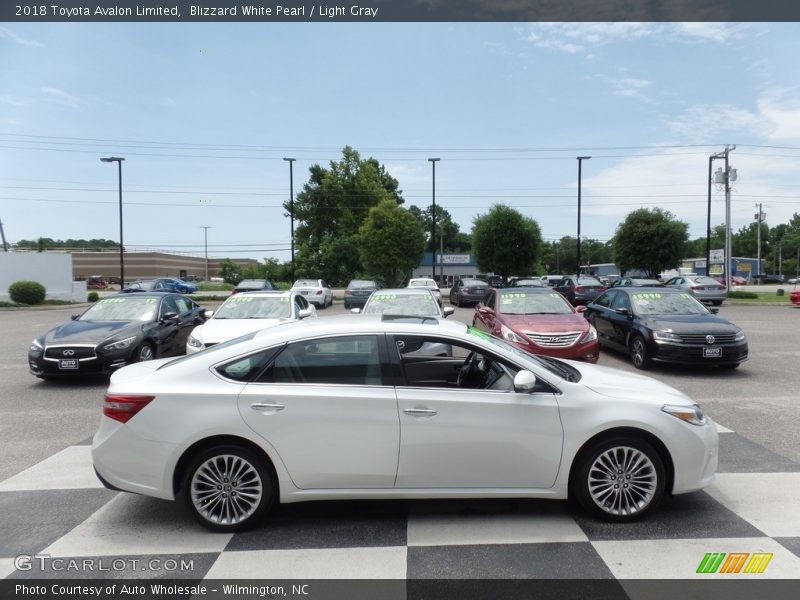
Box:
[587,446,657,517]
[138,344,154,361]
[190,454,263,526]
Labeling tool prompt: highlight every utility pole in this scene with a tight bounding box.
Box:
[0,218,9,251]
[576,156,591,275]
[283,158,296,282]
[706,152,724,275]
[713,146,736,291]
[754,203,765,281]
[428,158,440,282]
[201,226,211,281]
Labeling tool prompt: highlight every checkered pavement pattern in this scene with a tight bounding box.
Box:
[2,422,800,582]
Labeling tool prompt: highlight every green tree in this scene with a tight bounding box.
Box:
[471,205,542,280]
[408,204,472,252]
[358,200,425,287]
[218,259,243,285]
[287,146,404,286]
[613,208,689,278]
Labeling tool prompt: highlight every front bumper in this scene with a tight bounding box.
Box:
[651,340,748,365]
[509,339,600,363]
[29,350,132,377]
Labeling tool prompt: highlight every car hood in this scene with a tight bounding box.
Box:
[641,314,737,333]
[502,313,587,333]
[571,362,693,405]
[43,320,142,345]
[194,318,287,343]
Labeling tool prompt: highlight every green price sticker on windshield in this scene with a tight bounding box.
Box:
[373,294,397,301]
[633,293,662,300]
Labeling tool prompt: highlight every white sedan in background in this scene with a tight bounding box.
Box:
[290,279,333,308]
[407,277,443,305]
[94,315,717,532]
[186,291,316,353]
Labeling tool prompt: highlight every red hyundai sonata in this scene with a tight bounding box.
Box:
[472,287,600,362]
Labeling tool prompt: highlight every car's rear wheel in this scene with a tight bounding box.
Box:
[629,335,651,370]
[572,437,665,522]
[136,342,154,362]
[182,445,274,532]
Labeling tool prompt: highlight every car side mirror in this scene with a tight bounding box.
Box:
[575,305,587,313]
[161,312,179,322]
[71,314,80,321]
[442,306,455,318]
[203,310,214,319]
[478,306,494,316]
[298,309,313,319]
[350,308,361,314]
[710,307,719,315]
[615,307,630,316]
[513,370,537,393]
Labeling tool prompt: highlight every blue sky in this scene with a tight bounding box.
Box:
[2,22,800,261]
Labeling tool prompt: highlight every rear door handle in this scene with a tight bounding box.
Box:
[403,407,438,417]
[250,402,285,412]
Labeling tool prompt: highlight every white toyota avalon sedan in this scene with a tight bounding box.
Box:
[92,315,718,532]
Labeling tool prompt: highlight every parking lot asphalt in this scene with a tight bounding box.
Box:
[1,301,799,582]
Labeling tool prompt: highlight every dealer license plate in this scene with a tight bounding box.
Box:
[703,347,722,358]
[59,359,78,369]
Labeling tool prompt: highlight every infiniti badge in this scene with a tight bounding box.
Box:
[62,349,75,356]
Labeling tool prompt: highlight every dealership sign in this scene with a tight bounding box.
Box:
[437,254,471,264]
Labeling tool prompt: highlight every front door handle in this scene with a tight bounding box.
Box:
[403,407,438,417]
[250,402,285,412]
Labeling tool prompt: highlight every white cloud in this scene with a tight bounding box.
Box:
[0,26,42,48]
[592,75,652,98]
[41,87,81,109]
[757,91,800,141]
[0,95,26,107]
[524,23,752,55]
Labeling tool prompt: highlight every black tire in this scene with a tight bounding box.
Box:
[712,300,723,306]
[571,436,665,522]
[629,335,651,370]
[135,342,155,362]
[181,445,274,533]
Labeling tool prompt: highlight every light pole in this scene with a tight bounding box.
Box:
[754,204,765,281]
[428,158,440,282]
[706,152,724,275]
[100,157,125,288]
[576,156,591,275]
[283,158,296,282]
[201,226,211,281]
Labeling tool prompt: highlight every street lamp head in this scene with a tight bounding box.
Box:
[577,156,591,161]
[100,157,125,163]
[283,157,296,162]
[428,158,440,162]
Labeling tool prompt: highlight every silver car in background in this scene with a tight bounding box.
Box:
[664,275,727,306]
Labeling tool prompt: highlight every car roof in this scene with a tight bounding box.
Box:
[226,290,291,298]
[615,286,680,294]
[109,291,173,298]
[368,288,434,296]
[499,286,552,293]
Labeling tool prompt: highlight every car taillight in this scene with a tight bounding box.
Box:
[103,394,156,423]
[315,289,323,295]
[231,290,240,295]
[691,285,702,290]
[575,286,585,292]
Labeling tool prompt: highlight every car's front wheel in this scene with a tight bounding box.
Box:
[629,335,651,370]
[572,437,665,522]
[182,445,274,532]
[135,342,154,362]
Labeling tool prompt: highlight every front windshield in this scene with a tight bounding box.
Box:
[631,292,709,316]
[363,292,439,316]
[499,291,573,315]
[79,296,158,322]
[466,326,580,382]
[213,295,291,319]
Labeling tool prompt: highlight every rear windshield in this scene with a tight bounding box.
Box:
[463,279,487,286]
[293,280,318,287]
[348,280,377,289]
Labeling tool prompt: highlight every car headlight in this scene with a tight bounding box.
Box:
[103,336,137,352]
[580,325,597,343]
[734,329,746,342]
[501,324,529,345]
[187,336,203,349]
[653,330,682,343]
[30,338,44,355]
[662,403,707,426]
